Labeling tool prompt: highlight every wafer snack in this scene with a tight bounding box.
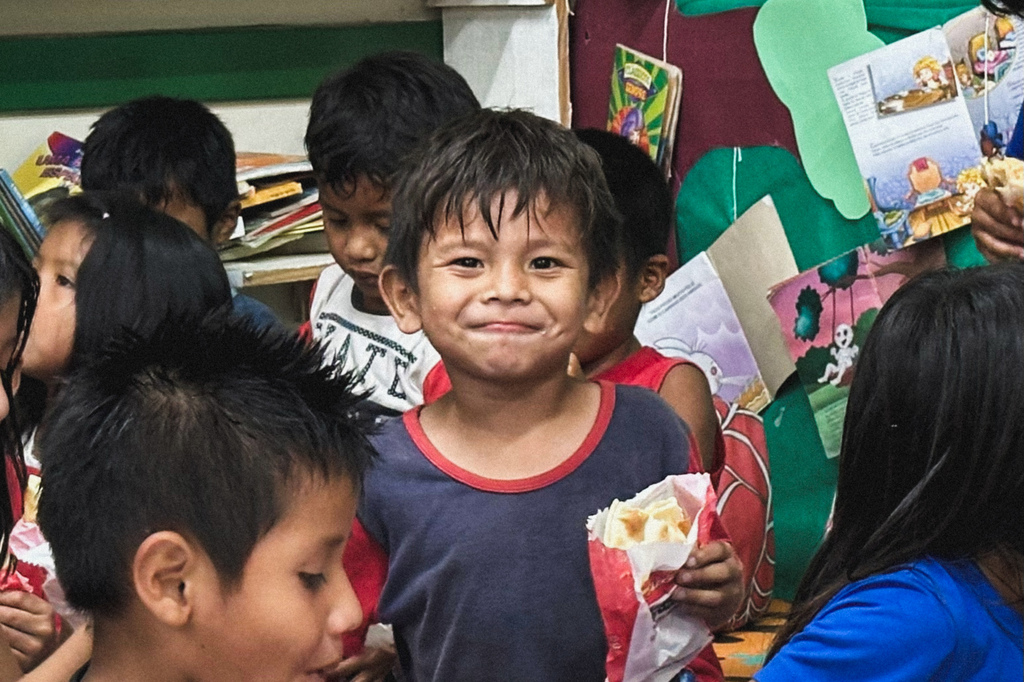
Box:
[982,156,1023,211]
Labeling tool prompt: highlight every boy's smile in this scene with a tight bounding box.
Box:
[395,193,598,382]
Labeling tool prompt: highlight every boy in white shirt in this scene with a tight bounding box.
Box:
[304,52,480,415]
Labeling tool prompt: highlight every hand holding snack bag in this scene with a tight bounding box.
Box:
[587,474,729,682]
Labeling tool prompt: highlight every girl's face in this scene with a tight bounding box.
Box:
[21,219,93,385]
[0,295,22,422]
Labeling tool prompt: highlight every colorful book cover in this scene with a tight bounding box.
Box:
[607,44,682,173]
[635,252,770,413]
[11,132,83,220]
[235,151,312,183]
[768,240,946,458]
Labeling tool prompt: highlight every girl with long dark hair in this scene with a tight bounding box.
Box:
[757,264,1024,680]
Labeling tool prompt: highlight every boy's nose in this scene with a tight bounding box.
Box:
[329,569,366,648]
[343,226,380,263]
[488,261,531,303]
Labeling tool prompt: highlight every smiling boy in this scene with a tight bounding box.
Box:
[36,313,376,682]
[347,109,741,681]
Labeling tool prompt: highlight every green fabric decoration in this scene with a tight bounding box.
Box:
[753,0,884,220]
[674,145,984,599]
[678,0,974,33]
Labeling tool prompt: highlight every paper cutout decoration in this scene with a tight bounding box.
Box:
[754,0,884,219]
[674,146,880,270]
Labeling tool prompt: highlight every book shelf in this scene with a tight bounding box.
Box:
[223,253,335,289]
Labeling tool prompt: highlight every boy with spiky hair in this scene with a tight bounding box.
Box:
[37,313,375,682]
[80,96,277,328]
[344,108,742,681]
[304,51,480,415]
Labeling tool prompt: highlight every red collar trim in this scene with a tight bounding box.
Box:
[404,381,616,493]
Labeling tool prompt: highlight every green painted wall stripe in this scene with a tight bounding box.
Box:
[0,21,443,113]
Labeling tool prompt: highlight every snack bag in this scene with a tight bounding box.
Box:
[587,474,720,682]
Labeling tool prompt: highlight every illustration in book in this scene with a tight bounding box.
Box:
[768,240,946,458]
[831,29,982,250]
[944,7,1023,158]
[635,252,770,413]
[607,44,682,174]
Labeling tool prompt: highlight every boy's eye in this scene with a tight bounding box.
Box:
[55,275,75,288]
[324,215,349,230]
[450,257,482,268]
[299,572,327,592]
[531,257,560,270]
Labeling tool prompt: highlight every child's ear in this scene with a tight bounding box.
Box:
[638,255,669,304]
[379,265,424,334]
[210,200,242,246]
[132,531,208,628]
[583,269,623,334]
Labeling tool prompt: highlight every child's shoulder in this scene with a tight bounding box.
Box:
[310,264,350,310]
[603,382,693,450]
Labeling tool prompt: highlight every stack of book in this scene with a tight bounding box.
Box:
[220,152,326,261]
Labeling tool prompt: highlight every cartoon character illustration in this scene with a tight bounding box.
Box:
[980,121,1006,158]
[817,323,858,387]
[995,16,1016,50]
[968,33,1011,82]
[652,338,750,398]
[609,106,651,155]
[906,157,954,207]
[913,56,948,91]
[952,166,986,215]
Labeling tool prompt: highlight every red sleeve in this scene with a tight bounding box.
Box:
[297,280,320,344]
[421,360,452,405]
[341,518,389,657]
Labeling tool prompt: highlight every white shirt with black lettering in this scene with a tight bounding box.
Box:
[310,264,439,413]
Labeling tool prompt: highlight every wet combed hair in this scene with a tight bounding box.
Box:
[982,0,1024,15]
[42,192,232,369]
[0,229,35,555]
[305,51,480,191]
[574,128,672,279]
[385,109,623,290]
[80,96,237,235]
[37,312,376,616]
[769,263,1024,659]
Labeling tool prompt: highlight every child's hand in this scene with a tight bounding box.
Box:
[327,644,397,682]
[0,591,60,672]
[972,188,1023,263]
[670,540,743,631]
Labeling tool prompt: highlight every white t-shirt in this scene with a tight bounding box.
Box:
[310,265,439,413]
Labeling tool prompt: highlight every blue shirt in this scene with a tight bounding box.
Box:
[1009,104,1023,160]
[231,291,279,330]
[756,557,1023,681]
[359,383,695,682]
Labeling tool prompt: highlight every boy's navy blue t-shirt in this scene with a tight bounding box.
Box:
[359,382,696,682]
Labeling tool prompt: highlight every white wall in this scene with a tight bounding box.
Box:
[0,0,436,36]
[0,100,312,172]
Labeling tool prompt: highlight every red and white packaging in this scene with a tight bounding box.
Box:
[587,474,720,682]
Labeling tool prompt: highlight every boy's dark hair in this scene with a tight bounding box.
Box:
[982,0,1024,16]
[80,96,237,235]
[305,51,480,191]
[386,109,622,290]
[42,192,232,369]
[37,312,376,617]
[574,128,672,279]
[769,263,1024,659]
[0,229,35,555]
